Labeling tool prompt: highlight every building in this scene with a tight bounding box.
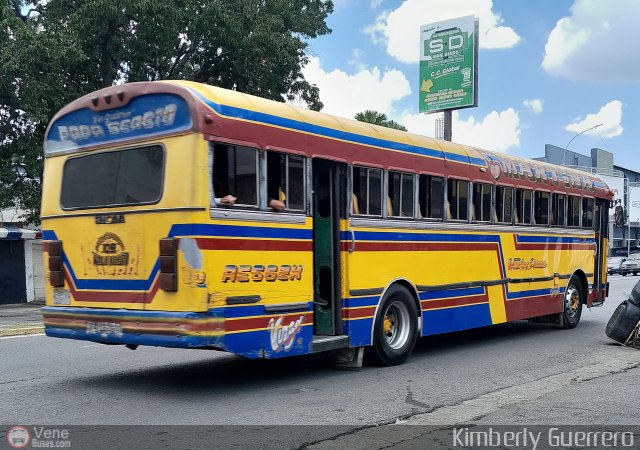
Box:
[535,144,640,256]
[0,204,44,304]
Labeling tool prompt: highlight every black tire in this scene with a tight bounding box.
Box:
[622,273,628,277]
[366,285,418,366]
[561,276,584,329]
[634,272,638,276]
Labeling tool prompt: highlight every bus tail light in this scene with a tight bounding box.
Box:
[48,240,64,287]
[159,238,177,291]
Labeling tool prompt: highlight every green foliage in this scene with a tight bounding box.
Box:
[354,110,408,132]
[0,0,333,224]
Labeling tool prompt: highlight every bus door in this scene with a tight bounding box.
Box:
[593,198,609,305]
[312,159,346,335]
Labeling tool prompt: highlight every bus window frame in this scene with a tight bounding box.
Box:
[266,150,307,213]
[59,143,166,211]
[350,165,383,218]
[418,173,445,222]
[567,195,582,228]
[494,184,515,225]
[515,188,533,226]
[550,192,567,228]
[211,142,260,210]
[446,178,471,223]
[386,170,416,219]
[582,197,595,229]
[471,181,492,223]
[533,190,551,227]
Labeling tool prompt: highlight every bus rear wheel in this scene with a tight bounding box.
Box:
[367,285,418,366]
[561,276,583,329]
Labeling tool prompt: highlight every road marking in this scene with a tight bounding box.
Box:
[402,350,640,425]
[0,333,45,340]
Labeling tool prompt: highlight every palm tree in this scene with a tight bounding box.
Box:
[354,110,407,131]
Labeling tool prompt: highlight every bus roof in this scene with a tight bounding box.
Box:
[45,80,613,199]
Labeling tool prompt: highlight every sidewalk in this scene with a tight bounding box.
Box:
[0,302,45,337]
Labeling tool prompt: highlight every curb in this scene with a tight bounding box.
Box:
[0,325,45,337]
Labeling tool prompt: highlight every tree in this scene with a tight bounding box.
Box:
[0,0,334,224]
[354,110,408,131]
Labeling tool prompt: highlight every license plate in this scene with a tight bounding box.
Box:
[53,289,70,305]
[86,321,123,337]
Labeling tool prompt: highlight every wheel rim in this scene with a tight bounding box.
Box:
[564,285,580,319]
[382,299,411,350]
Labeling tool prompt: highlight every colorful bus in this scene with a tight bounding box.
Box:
[41,81,612,365]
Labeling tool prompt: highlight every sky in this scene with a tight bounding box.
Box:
[300,0,638,169]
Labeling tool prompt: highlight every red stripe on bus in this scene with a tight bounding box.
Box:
[196,238,312,251]
[224,311,312,333]
[421,293,489,310]
[345,242,499,252]
[343,306,376,320]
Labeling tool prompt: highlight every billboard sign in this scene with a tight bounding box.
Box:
[419,15,478,114]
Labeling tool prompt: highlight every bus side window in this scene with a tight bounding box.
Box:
[495,186,513,224]
[266,152,305,211]
[533,191,550,226]
[352,167,382,216]
[552,193,566,227]
[582,197,595,228]
[568,195,580,227]
[447,179,469,221]
[515,189,532,225]
[212,143,258,207]
[472,182,491,222]
[387,171,414,218]
[419,175,444,220]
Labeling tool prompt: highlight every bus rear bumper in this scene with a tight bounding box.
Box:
[42,306,224,349]
[41,304,316,358]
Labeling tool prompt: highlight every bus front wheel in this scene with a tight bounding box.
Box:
[561,276,583,329]
[367,285,418,366]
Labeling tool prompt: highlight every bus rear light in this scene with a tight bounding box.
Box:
[48,240,64,287]
[159,238,177,292]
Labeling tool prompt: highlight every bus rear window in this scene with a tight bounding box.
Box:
[60,145,164,209]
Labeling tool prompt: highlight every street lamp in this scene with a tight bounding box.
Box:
[563,123,602,166]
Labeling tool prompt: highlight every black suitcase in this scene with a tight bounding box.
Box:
[606,300,640,344]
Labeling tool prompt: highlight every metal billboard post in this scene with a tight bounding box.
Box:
[444,110,452,141]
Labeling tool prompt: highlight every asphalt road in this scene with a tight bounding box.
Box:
[1,277,639,439]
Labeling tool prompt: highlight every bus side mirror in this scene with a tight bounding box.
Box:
[614,205,625,228]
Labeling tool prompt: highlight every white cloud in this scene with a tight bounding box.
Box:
[370,0,520,63]
[362,11,389,45]
[371,0,384,7]
[523,99,544,114]
[542,0,640,83]
[565,100,623,139]
[400,108,521,152]
[302,56,411,120]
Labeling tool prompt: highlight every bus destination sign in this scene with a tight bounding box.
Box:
[44,93,192,155]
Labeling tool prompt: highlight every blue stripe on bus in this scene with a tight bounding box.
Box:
[516,235,594,244]
[348,231,502,242]
[422,303,492,336]
[168,224,312,240]
[189,89,487,167]
[343,296,380,308]
[419,286,484,301]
